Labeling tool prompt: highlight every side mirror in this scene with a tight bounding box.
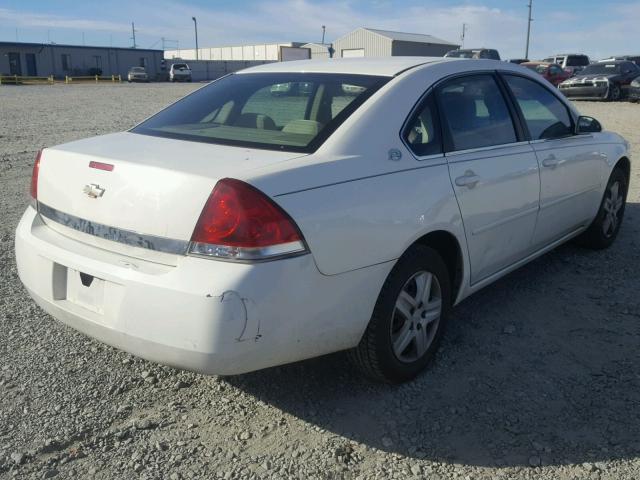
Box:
[576,116,602,134]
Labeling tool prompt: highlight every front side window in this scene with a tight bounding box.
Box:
[437,74,517,151]
[132,73,388,152]
[403,94,442,157]
[503,75,573,140]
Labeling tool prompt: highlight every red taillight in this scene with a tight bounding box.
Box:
[30,150,42,199]
[189,178,306,260]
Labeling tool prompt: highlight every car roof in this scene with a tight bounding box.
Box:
[238,57,451,77]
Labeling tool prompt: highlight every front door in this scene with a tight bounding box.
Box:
[438,74,540,284]
[25,53,37,76]
[501,74,605,248]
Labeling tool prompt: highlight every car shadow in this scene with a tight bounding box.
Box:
[225,202,640,468]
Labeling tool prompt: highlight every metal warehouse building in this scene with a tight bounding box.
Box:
[0,42,164,79]
[165,42,307,61]
[333,27,458,58]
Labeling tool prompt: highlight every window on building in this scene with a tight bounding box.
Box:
[61,54,71,71]
[139,57,147,68]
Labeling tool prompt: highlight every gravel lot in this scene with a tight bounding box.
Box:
[1,83,639,480]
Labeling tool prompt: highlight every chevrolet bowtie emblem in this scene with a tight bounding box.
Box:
[83,183,105,198]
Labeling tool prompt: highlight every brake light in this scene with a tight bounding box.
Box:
[189,178,307,261]
[30,150,42,200]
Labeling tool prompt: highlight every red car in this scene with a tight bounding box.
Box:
[521,62,571,86]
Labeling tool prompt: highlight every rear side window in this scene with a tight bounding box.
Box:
[403,94,442,157]
[503,75,573,140]
[437,74,517,151]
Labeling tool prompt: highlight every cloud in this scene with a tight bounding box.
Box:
[1,1,639,60]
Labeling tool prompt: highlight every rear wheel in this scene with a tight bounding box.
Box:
[575,167,628,249]
[349,245,451,383]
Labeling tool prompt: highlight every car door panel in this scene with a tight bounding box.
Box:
[448,143,540,283]
[530,137,604,246]
[437,73,540,285]
[500,73,606,248]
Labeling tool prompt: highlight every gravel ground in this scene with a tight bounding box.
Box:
[1,84,639,480]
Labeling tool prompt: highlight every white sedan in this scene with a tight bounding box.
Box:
[16,58,630,383]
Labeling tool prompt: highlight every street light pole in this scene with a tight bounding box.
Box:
[321,25,326,44]
[525,0,533,59]
[192,17,199,60]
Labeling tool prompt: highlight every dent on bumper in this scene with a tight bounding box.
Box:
[15,207,391,375]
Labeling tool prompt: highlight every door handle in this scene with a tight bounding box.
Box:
[455,171,480,188]
[542,155,559,168]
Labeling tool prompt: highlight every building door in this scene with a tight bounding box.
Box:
[8,52,22,75]
[342,48,364,58]
[25,53,37,76]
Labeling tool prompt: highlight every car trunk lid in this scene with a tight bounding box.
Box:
[36,131,305,263]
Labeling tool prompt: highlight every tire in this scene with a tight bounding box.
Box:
[349,245,451,383]
[607,83,622,101]
[574,167,628,249]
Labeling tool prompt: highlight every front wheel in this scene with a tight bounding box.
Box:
[575,167,628,249]
[607,83,622,101]
[349,245,451,383]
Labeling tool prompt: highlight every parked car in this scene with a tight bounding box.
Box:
[444,48,501,60]
[17,58,630,383]
[127,67,149,83]
[600,55,640,67]
[508,58,529,64]
[521,62,571,86]
[559,60,640,101]
[170,63,192,82]
[542,54,590,76]
[629,77,640,102]
[269,81,313,96]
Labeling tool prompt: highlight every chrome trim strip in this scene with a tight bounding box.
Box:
[189,241,307,262]
[38,202,190,255]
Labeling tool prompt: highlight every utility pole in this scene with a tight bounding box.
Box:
[192,17,199,60]
[321,25,326,44]
[460,23,468,49]
[525,0,533,59]
[131,22,137,48]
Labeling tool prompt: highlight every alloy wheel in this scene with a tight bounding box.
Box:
[602,181,624,237]
[390,271,442,363]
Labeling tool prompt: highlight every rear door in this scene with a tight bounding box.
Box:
[438,74,540,284]
[501,74,604,248]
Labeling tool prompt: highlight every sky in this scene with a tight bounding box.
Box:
[1,0,639,60]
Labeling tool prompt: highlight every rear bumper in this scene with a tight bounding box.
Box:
[15,207,390,375]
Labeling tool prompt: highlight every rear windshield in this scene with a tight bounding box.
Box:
[446,50,476,58]
[566,55,590,66]
[524,64,548,74]
[131,67,145,72]
[580,63,623,75]
[132,72,388,152]
[173,64,189,69]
